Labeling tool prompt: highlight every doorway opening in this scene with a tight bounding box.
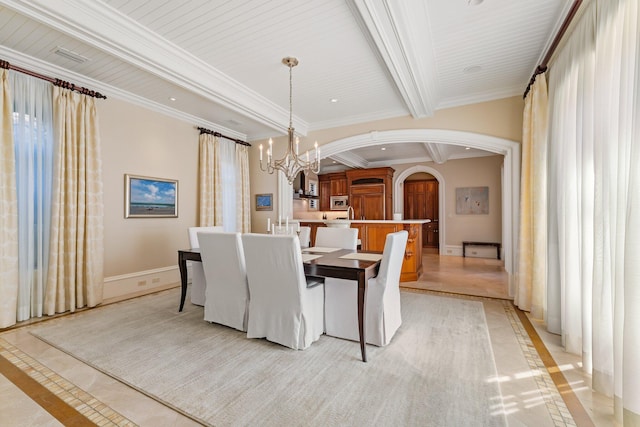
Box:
[403,172,439,251]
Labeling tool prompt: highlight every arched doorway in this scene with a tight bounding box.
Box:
[316,129,520,295]
[396,166,445,251]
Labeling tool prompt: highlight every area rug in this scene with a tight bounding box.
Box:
[31,289,506,426]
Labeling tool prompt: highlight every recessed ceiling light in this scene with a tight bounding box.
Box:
[381,147,386,151]
[330,98,338,103]
[463,65,482,74]
[332,160,337,164]
[169,97,177,101]
[465,147,471,150]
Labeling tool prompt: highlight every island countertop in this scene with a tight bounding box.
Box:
[297,219,428,282]
[296,219,431,224]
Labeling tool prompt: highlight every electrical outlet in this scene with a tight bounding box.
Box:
[152,278,160,284]
[137,280,147,287]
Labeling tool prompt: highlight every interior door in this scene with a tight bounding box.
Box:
[404,180,439,248]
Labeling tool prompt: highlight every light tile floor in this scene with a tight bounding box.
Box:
[0,253,614,426]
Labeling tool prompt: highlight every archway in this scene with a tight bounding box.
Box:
[318,129,520,295]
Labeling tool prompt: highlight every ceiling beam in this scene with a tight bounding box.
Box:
[328,151,370,169]
[349,0,439,118]
[421,142,449,164]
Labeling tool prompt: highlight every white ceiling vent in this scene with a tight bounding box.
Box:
[52,47,89,63]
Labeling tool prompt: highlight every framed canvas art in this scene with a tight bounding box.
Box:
[455,186,489,215]
[125,174,178,218]
[255,193,273,211]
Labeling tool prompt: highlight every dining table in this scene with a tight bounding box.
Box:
[176,246,381,362]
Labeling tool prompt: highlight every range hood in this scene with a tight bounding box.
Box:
[292,172,319,199]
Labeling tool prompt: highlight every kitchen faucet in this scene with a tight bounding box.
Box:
[347,206,354,221]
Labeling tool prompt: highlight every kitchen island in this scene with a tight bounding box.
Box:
[298,219,430,282]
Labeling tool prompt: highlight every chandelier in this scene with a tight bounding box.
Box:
[259,57,320,184]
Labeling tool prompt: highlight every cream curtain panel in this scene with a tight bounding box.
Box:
[198,133,222,227]
[235,144,251,233]
[0,69,19,328]
[44,86,104,315]
[198,133,251,232]
[546,0,639,423]
[515,74,548,318]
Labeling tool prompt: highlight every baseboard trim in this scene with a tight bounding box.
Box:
[103,267,180,303]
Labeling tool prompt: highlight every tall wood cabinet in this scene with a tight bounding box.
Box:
[345,167,394,220]
[404,179,439,248]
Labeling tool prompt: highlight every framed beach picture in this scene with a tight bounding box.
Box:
[125,174,178,218]
[255,193,273,211]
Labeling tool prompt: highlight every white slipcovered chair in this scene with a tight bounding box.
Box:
[187,226,223,305]
[241,233,324,350]
[315,227,358,250]
[324,230,408,346]
[198,231,249,331]
[298,226,311,248]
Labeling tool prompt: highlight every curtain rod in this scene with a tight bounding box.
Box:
[523,0,583,99]
[197,126,251,147]
[0,59,107,99]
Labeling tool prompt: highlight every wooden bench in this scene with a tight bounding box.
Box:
[462,241,501,260]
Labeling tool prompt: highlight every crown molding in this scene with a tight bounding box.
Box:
[349,0,438,118]
[0,0,302,135]
[0,45,247,141]
[436,86,523,110]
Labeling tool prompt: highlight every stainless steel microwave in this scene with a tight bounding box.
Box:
[330,195,349,210]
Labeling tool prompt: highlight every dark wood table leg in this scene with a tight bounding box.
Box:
[357,270,367,362]
[178,251,188,312]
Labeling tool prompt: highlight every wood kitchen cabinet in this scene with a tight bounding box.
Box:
[330,176,347,195]
[345,167,394,219]
[319,180,331,211]
[318,172,347,211]
[350,184,385,220]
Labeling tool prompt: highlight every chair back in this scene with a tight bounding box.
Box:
[376,230,409,288]
[242,233,323,349]
[198,231,248,331]
[242,233,306,309]
[188,226,223,248]
[315,227,358,249]
[298,226,311,248]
